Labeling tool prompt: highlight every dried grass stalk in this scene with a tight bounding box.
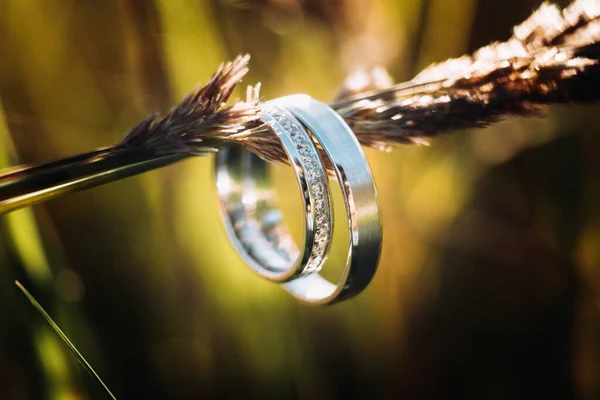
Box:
[333,0,600,150]
[119,54,267,155]
[1,0,599,214]
[118,0,600,166]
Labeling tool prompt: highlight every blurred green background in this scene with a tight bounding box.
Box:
[1,0,600,399]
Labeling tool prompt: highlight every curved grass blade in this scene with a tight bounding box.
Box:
[15,280,117,400]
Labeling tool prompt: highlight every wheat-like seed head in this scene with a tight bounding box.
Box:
[1,0,599,215]
[117,0,600,169]
[119,54,267,154]
[333,0,600,150]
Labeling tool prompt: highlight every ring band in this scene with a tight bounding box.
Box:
[215,95,382,305]
[215,104,333,282]
[276,95,382,304]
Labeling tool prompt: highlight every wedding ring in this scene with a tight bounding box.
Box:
[277,95,382,304]
[215,104,333,282]
[215,95,382,305]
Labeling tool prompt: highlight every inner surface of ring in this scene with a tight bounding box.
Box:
[218,146,300,272]
[216,105,333,280]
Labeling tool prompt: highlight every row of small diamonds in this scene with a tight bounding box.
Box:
[264,105,332,274]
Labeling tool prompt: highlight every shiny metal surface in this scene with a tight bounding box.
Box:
[277,95,382,304]
[215,95,382,305]
[215,105,333,282]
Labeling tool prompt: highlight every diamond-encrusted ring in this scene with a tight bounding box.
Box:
[276,95,382,304]
[215,95,382,305]
[215,104,333,283]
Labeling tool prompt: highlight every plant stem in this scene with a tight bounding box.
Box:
[0,148,188,215]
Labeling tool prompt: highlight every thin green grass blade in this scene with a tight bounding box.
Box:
[15,280,117,400]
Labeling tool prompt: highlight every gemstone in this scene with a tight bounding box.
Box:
[292,139,303,149]
[280,118,292,130]
[302,156,312,165]
[315,230,326,243]
[306,167,317,180]
[316,214,327,227]
[302,147,314,158]
[312,182,324,195]
[297,143,309,153]
[314,241,326,253]
[315,198,325,211]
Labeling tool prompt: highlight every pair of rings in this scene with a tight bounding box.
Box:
[215,95,382,305]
